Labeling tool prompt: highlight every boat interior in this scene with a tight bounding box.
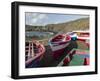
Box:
[51,34,70,42]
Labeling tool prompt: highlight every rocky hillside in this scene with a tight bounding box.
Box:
[46,18,89,32]
[26,18,89,32]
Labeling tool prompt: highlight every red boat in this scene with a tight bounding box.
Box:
[25,40,45,67]
[73,31,90,48]
[49,34,71,59]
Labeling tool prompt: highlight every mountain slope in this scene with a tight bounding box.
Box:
[26,17,89,32]
[46,18,89,32]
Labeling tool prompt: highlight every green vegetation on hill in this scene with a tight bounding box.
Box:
[26,17,89,32]
[46,18,89,32]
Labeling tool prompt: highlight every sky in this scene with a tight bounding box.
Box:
[25,12,89,26]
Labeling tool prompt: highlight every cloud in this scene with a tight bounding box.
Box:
[25,13,47,25]
[38,14,47,19]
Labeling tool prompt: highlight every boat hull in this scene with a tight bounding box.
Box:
[49,34,71,59]
[51,42,70,59]
[25,41,45,67]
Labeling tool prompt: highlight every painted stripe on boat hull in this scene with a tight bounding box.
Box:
[50,42,70,51]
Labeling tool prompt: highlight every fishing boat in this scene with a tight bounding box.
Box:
[73,30,90,48]
[49,34,71,59]
[73,30,89,41]
[67,32,77,41]
[25,40,45,67]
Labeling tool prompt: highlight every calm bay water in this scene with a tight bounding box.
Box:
[26,31,54,37]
